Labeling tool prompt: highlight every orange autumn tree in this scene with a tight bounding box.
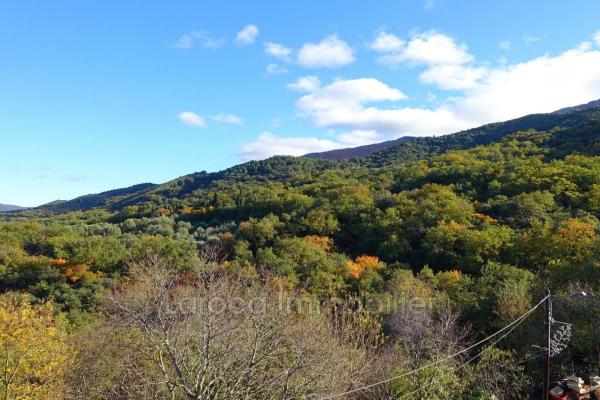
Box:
[64,264,101,283]
[347,255,383,279]
[53,258,68,266]
[53,259,102,283]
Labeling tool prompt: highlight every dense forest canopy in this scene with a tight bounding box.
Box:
[1,104,600,399]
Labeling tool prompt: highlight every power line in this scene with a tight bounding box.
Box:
[389,301,541,400]
[319,294,549,400]
[454,301,540,372]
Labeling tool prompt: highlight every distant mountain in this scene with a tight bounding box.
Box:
[364,103,600,166]
[26,157,340,215]
[0,204,25,212]
[306,99,600,163]
[16,98,600,216]
[36,183,157,214]
[305,136,414,160]
[551,98,600,115]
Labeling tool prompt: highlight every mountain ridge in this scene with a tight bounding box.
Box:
[304,136,415,160]
[0,204,25,212]
[10,98,600,216]
[306,98,600,162]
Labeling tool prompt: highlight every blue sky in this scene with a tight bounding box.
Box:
[1,0,600,206]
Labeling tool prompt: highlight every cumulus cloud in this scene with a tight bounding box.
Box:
[499,40,510,50]
[286,76,321,92]
[178,112,206,128]
[594,31,600,46]
[292,78,467,144]
[297,35,355,68]
[288,38,600,147]
[265,63,288,75]
[239,132,339,161]
[264,42,292,61]
[370,30,405,52]
[420,64,487,90]
[242,32,600,161]
[174,31,224,49]
[337,130,381,146]
[212,113,244,126]
[236,24,259,45]
[378,30,473,66]
[296,78,406,117]
[453,43,600,123]
[374,30,484,90]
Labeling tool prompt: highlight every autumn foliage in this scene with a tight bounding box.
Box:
[347,255,383,279]
[0,293,70,399]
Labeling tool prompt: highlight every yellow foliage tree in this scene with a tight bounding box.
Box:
[551,218,596,265]
[347,255,382,279]
[0,293,70,400]
[304,235,333,252]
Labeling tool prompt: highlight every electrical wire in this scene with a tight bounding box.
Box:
[454,300,540,372]
[319,294,549,400]
[392,302,541,400]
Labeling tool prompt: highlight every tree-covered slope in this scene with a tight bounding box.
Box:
[13,157,343,216]
[363,100,600,166]
[33,183,157,214]
[306,99,600,163]
[17,99,600,217]
[2,105,600,398]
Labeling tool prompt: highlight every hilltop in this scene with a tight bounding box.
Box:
[0,204,24,212]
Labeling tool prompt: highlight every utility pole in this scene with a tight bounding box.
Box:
[543,290,552,400]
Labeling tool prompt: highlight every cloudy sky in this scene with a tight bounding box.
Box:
[2,0,600,206]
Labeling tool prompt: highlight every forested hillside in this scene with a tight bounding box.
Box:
[17,100,600,218]
[1,103,600,399]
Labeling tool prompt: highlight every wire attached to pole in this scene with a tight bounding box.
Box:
[319,294,549,400]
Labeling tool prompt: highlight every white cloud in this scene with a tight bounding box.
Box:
[370,30,405,52]
[297,78,406,115]
[212,113,244,126]
[337,130,381,146]
[236,24,259,45]
[287,76,321,92]
[239,132,339,161]
[242,32,600,161]
[174,35,193,49]
[594,31,600,46]
[379,30,472,67]
[174,31,224,50]
[453,43,600,123]
[522,35,540,45]
[423,0,437,10]
[265,63,288,75]
[295,78,465,139]
[300,40,600,141]
[374,30,484,90]
[499,40,510,50]
[264,42,292,61]
[420,64,487,90]
[297,35,355,68]
[178,112,206,128]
